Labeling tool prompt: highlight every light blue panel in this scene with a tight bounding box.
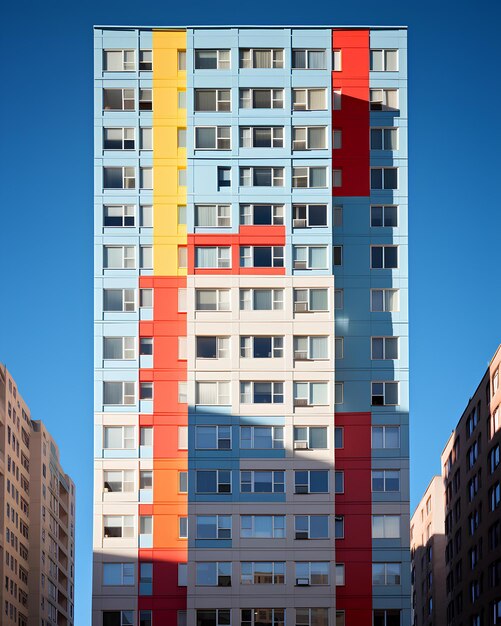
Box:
[139,489,152,503]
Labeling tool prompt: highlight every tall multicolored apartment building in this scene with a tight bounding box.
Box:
[93,26,409,626]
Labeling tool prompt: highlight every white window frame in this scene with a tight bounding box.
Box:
[195,425,232,450]
[295,561,330,585]
[103,469,135,493]
[370,205,398,228]
[194,89,231,112]
[293,336,329,361]
[371,381,399,406]
[103,49,136,72]
[240,561,285,585]
[240,246,284,268]
[195,381,231,405]
[103,127,135,150]
[194,49,231,70]
[292,88,327,111]
[370,127,398,151]
[103,166,136,190]
[240,381,284,404]
[240,336,284,358]
[293,288,329,312]
[195,246,231,269]
[103,88,135,111]
[103,425,135,450]
[103,245,136,270]
[371,425,400,449]
[196,336,230,359]
[239,167,285,187]
[240,126,284,148]
[195,469,232,494]
[239,88,284,109]
[370,288,399,312]
[292,126,327,150]
[102,562,135,586]
[240,515,285,538]
[103,204,136,228]
[370,49,399,72]
[239,48,284,69]
[370,88,399,111]
[371,245,399,269]
[293,382,329,407]
[240,426,284,450]
[195,289,230,311]
[195,515,232,539]
[139,49,152,71]
[103,336,136,360]
[103,515,134,539]
[292,204,328,228]
[103,381,135,406]
[195,204,231,227]
[292,49,327,69]
[239,204,284,225]
[194,126,231,150]
[240,470,285,494]
[293,245,328,270]
[371,336,399,360]
[292,166,328,188]
[240,288,284,311]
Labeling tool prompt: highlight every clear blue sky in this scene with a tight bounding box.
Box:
[1,0,500,623]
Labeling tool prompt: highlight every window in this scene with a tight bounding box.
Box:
[103,288,135,312]
[195,246,231,268]
[372,426,400,449]
[140,288,153,308]
[140,127,151,150]
[103,515,134,538]
[292,49,326,69]
[335,289,344,309]
[104,426,135,450]
[335,471,344,493]
[333,129,342,149]
[103,127,135,150]
[293,166,327,188]
[293,288,328,312]
[195,205,231,227]
[196,610,231,626]
[240,246,284,268]
[372,563,401,585]
[139,49,152,71]
[103,381,135,406]
[490,482,501,511]
[239,48,284,68]
[295,470,328,494]
[195,49,231,69]
[240,381,284,404]
[371,288,399,312]
[240,515,285,538]
[178,382,187,403]
[196,381,230,405]
[195,127,231,150]
[296,609,328,626]
[372,382,399,406]
[489,444,500,474]
[333,89,342,110]
[139,89,152,111]
[103,245,135,269]
[294,426,327,450]
[140,205,153,226]
[103,88,135,111]
[217,166,231,189]
[178,204,187,225]
[139,563,153,595]
[104,470,134,493]
[240,203,284,225]
[335,427,344,448]
[103,167,135,189]
[194,89,231,112]
[177,128,186,148]
[241,470,285,493]
[103,337,135,360]
[240,167,284,187]
[336,564,345,585]
[177,426,187,450]
[179,517,188,539]
[292,204,327,228]
[103,611,134,626]
[239,88,284,109]
[333,49,342,71]
[241,609,285,626]
[196,470,231,494]
[493,368,499,394]
[241,562,285,584]
[240,288,284,311]
[140,245,153,269]
[372,470,400,492]
[371,246,398,269]
[370,49,398,71]
[178,90,186,109]
[371,337,399,360]
[103,204,135,227]
[293,336,329,360]
[104,49,135,71]
[240,126,284,148]
[373,610,401,626]
[371,205,398,227]
[240,426,284,450]
[195,289,230,311]
[177,50,186,70]
[178,246,187,269]
[240,336,284,358]
[333,246,343,266]
[295,562,329,585]
[139,382,153,400]
[370,88,398,111]
[292,88,327,110]
[196,562,232,587]
[292,127,327,150]
[371,128,398,150]
[294,382,329,407]
[103,563,134,586]
[371,168,398,190]
[196,336,230,359]
[195,425,231,450]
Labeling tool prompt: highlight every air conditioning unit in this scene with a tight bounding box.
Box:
[294,351,308,361]
[293,218,307,228]
[294,260,307,269]
[295,485,309,494]
[294,301,309,312]
[296,578,310,586]
[294,398,308,407]
[294,440,309,450]
[295,531,309,539]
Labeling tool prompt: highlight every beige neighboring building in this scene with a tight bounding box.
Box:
[410,475,446,626]
[0,365,76,626]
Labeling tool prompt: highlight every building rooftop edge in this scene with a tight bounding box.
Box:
[94,24,408,30]
[411,475,442,520]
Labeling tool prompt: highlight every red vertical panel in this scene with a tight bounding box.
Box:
[332,29,370,197]
[335,411,372,624]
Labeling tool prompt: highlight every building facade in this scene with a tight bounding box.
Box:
[440,345,501,626]
[0,365,76,626]
[410,476,446,626]
[93,26,409,626]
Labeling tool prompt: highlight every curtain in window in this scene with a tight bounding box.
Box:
[310,337,327,359]
[308,50,325,69]
[253,49,271,68]
[196,205,216,227]
[197,382,217,404]
[196,247,217,267]
[310,382,327,405]
[103,382,122,405]
[309,89,325,110]
[292,50,306,68]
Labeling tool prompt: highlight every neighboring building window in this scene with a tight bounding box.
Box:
[240,167,284,187]
[195,127,231,150]
[292,166,327,188]
[239,88,284,109]
[195,246,231,268]
[335,471,344,493]
[371,167,398,190]
[196,515,232,539]
[178,90,186,109]
[103,49,135,71]
[335,564,345,585]
[177,128,187,148]
[292,49,326,69]
[179,517,188,539]
[103,381,135,406]
[335,516,345,539]
[372,563,401,585]
[371,205,398,227]
[194,89,231,111]
[239,48,284,68]
[333,129,342,149]
[333,89,342,110]
[139,611,152,626]
[333,49,342,71]
[178,168,187,186]
[139,563,153,595]
[178,381,187,404]
[240,426,284,449]
[371,127,398,150]
[370,88,398,111]
[240,203,284,225]
[335,337,344,359]
[178,426,188,450]
[177,50,186,70]
[195,562,232,586]
[139,382,153,400]
[370,288,399,312]
[292,88,327,110]
[371,382,399,406]
[335,427,344,449]
[178,288,187,312]
[240,381,284,404]
[294,515,329,539]
[335,289,344,310]
[240,515,285,538]
[195,289,230,311]
[139,89,152,111]
[371,245,398,269]
[240,288,283,311]
[194,49,231,69]
[370,49,398,71]
[241,562,285,584]
[103,88,135,111]
[140,204,153,227]
[335,382,344,404]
